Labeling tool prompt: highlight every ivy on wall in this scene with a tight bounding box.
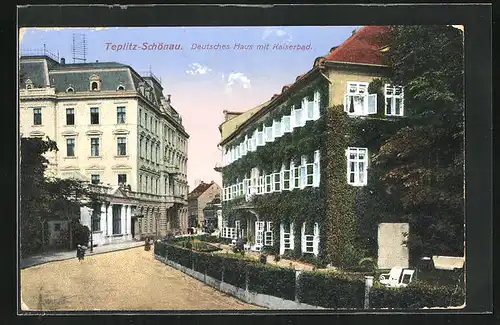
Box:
[221,77,410,268]
[221,79,329,185]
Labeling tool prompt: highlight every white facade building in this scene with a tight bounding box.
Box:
[19,54,189,245]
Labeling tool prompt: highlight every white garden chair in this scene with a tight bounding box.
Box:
[379,266,404,287]
[398,269,415,287]
[379,267,416,288]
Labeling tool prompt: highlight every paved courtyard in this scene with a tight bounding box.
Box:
[20,246,262,311]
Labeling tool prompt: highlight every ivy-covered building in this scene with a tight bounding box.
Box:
[217,26,407,266]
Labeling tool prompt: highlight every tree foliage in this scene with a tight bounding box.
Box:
[373,25,465,259]
[20,137,103,256]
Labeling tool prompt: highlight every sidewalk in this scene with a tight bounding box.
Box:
[20,240,145,269]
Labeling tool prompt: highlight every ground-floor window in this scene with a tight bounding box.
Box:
[112,205,121,234]
[92,210,100,232]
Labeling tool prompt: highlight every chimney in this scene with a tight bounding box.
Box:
[167,94,171,103]
[60,57,65,65]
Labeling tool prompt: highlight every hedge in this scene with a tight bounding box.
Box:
[297,271,365,309]
[155,242,295,300]
[247,263,295,301]
[154,242,464,309]
[370,281,465,309]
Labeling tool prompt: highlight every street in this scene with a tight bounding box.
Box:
[20,247,262,311]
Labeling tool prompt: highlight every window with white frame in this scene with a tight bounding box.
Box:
[273,172,281,192]
[304,96,314,121]
[257,128,265,146]
[305,163,314,186]
[313,150,320,187]
[265,174,272,193]
[264,221,273,246]
[255,221,265,246]
[273,120,281,138]
[265,126,273,142]
[283,223,293,250]
[384,84,404,116]
[242,138,247,156]
[299,156,307,188]
[282,115,291,133]
[347,147,368,186]
[302,222,315,254]
[259,175,265,194]
[344,82,377,116]
[293,165,300,189]
[294,107,304,127]
[243,178,250,195]
[251,167,259,195]
[246,137,252,153]
[282,165,291,190]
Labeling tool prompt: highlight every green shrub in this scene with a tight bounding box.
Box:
[298,271,365,309]
[154,242,167,256]
[247,263,295,300]
[221,257,248,288]
[370,281,465,309]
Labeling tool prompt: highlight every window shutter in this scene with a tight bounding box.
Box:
[290,222,295,250]
[302,97,308,121]
[290,106,296,129]
[279,223,285,255]
[301,222,306,253]
[344,94,350,113]
[313,222,320,256]
[290,161,295,190]
[314,91,320,120]
[367,93,377,114]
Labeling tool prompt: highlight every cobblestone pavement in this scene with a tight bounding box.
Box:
[20,247,263,311]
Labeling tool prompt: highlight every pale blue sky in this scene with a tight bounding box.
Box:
[20,26,361,189]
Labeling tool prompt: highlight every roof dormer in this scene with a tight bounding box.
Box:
[89,74,101,91]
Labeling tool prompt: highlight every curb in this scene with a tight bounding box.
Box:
[20,243,145,269]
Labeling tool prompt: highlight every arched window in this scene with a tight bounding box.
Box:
[25,78,33,90]
[117,84,125,91]
[66,86,75,93]
[89,74,101,91]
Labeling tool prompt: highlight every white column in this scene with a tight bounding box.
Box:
[107,204,113,236]
[121,205,126,235]
[126,205,132,235]
[100,203,107,234]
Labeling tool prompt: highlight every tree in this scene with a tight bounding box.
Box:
[373,26,464,261]
[20,137,104,256]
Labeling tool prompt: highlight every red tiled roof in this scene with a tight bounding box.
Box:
[324,26,392,65]
[188,181,214,200]
[225,26,392,143]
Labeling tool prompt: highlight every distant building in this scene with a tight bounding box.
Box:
[202,195,222,231]
[186,181,221,231]
[19,53,189,245]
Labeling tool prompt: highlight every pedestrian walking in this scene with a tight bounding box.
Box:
[77,244,87,261]
[76,244,83,261]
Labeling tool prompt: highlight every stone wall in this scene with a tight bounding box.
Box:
[377,223,409,269]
